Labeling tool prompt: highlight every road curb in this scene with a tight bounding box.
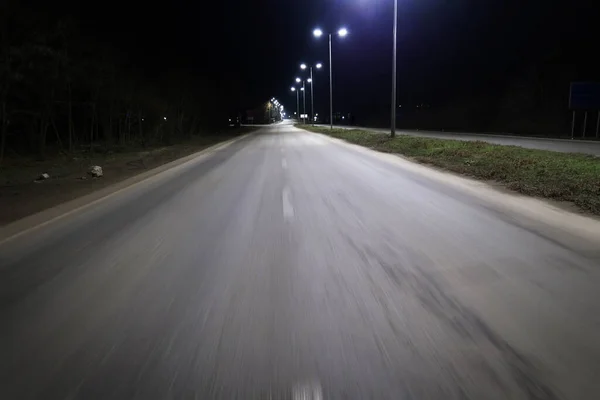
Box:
[0,134,252,245]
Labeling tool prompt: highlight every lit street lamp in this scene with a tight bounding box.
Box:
[313,27,348,129]
[298,62,322,125]
[291,87,299,121]
[302,81,306,124]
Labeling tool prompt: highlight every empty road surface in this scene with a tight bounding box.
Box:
[321,124,600,156]
[2,121,600,399]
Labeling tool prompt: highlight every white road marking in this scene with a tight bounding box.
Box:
[282,186,295,221]
[282,159,288,169]
[292,381,323,400]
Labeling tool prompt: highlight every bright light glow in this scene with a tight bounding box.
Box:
[291,87,296,91]
[229,118,231,122]
[300,63,307,70]
[338,28,348,37]
[307,78,312,83]
[316,63,322,69]
[342,116,345,119]
[313,28,323,38]
[295,77,301,83]
[163,117,167,120]
[300,87,304,91]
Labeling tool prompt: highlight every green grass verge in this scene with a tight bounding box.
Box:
[298,125,600,215]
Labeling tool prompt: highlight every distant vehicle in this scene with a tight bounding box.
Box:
[228,117,241,127]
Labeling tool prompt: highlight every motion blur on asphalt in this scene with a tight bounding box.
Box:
[2,121,600,399]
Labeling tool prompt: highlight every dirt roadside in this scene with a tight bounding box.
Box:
[0,129,256,226]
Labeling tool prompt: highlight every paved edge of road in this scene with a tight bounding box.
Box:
[316,124,600,145]
[0,134,252,245]
[310,130,600,253]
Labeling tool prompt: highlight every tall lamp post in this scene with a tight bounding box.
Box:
[300,62,322,125]
[391,0,398,137]
[295,77,307,124]
[291,87,299,121]
[301,84,306,124]
[313,27,348,129]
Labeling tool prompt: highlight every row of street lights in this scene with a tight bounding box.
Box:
[287,0,399,137]
[269,98,284,121]
[290,27,348,128]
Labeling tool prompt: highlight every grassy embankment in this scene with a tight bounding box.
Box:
[298,125,600,215]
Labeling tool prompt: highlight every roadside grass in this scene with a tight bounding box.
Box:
[298,125,600,215]
[0,126,257,225]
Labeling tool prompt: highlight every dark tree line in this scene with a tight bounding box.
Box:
[0,4,226,164]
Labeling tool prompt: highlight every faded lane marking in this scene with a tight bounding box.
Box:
[282,159,288,169]
[292,381,323,400]
[282,186,295,221]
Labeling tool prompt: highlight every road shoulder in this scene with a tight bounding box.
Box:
[0,134,252,244]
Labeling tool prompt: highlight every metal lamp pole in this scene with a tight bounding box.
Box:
[391,0,397,138]
[302,82,306,124]
[291,87,299,121]
[296,90,300,121]
[314,28,346,129]
[310,67,315,125]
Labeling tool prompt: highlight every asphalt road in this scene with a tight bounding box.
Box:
[319,124,600,156]
[2,121,600,399]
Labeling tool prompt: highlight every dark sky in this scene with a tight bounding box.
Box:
[48,0,600,117]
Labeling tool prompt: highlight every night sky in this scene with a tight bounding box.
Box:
[48,0,600,118]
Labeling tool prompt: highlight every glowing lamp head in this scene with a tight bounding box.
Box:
[338,28,348,37]
[316,63,323,69]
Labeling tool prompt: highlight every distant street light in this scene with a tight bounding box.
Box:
[291,86,299,121]
[295,77,301,83]
[313,26,348,129]
[302,80,306,124]
[297,62,321,125]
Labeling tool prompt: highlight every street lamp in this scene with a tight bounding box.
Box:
[301,81,306,124]
[295,77,301,83]
[298,62,321,125]
[291,87,299,122]
[313,26,348,129]
[391,0,398,137]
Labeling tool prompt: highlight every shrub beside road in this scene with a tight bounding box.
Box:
[298,125,600,215]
